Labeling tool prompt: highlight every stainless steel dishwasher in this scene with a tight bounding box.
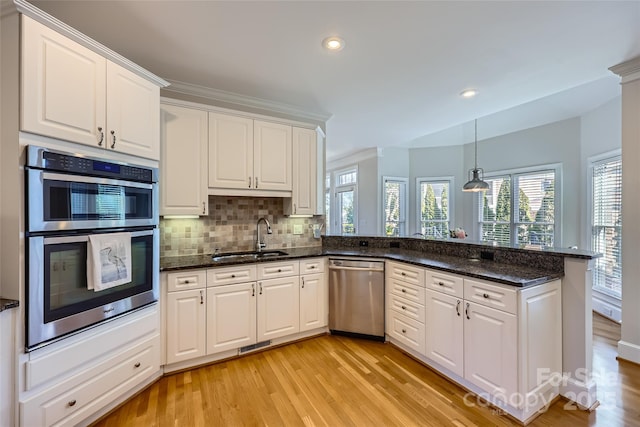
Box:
[329,258,385,341]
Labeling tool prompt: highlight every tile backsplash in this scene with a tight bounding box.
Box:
[160,196,325,257]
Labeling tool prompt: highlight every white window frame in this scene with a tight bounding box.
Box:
[382,176,408,237]
[475,164,562,247]
[330,166,358,235]
[416,176,453,238]
[588,150,622,320]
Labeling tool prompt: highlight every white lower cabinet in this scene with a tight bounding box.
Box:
[163,257,328,368]
[207,282,257,354]
[424,289,464,377]
[20,306,160,427]
[257,276,300,341]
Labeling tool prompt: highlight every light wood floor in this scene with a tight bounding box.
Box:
[92,313,640,427]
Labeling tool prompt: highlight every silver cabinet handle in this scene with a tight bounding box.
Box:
[97,127,104,146]
[252,283,255,297]
[255,177,258,188]
[134,362,141,368]
[456,300,461,316]
[401,306,406,310]
[483,293,490,299]
[302,277,305,288]
[68,399,76,407]
[465,302,470,320]
[248,176,252,188]
[202,202,206,214]
[259,283,263,295]
[401,329,406,334]
[294,203,297,214]
[110,130,116,148]
[438,281,445,287]
[200,290,203,305]
[401,288,406,293]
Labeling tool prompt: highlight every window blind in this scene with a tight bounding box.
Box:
[592,157,622,297]
[418,180,450,238]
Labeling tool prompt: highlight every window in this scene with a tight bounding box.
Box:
[478,167,558,247]
[325,174,331,232]
[417,178,451,238]
[330,167,357,235]
[591,155,622,298]
[383,177,408,236]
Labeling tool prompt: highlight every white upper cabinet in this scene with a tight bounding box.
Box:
[253,120,292,191]
[208,112,254,189]
[208,113,292,193]
[160,103,209,216]
[21,16,161,160]
[286,127,317,215]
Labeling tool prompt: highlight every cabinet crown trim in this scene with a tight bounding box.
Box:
[163,79,332,124]
[13,0,169,88]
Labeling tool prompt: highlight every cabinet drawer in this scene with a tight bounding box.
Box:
[167,269,206,292]
[464,278,517,314]
[386,261,425,287]
[257,260,299,279]
[388,293,425,323]
[387,277,425,304]
[21,336,159,427]
[300,257,325,274]
[426,270,463,298]
[387,310,425,354]
[207,264,257,286]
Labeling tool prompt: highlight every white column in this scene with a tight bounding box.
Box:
[560,257,597,409]
[610,57,640,364]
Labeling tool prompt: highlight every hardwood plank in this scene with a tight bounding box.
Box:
[92,312,638,427]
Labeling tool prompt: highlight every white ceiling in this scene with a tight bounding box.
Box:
[31,1,640,161]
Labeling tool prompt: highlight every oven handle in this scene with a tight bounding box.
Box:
[40,171,154,190]
[43,229,155,244]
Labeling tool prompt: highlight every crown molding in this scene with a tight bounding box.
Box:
[11,0,169,87]
[609,56,640,84]
[163,79,332,124]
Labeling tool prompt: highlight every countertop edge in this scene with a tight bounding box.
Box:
[161,248,564,288]
[0,298,19,312]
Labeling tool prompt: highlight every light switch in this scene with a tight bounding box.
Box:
[293,224,303,235]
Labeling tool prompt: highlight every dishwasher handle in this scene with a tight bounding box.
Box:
[329,265,384,272]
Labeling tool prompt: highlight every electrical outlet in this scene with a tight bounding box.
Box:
[293,224,303,235]
[359,240,369,247]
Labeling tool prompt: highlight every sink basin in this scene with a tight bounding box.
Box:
[211,250,288,262]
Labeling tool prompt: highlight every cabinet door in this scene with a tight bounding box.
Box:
[300,273,326,332]
[21,16,106,147]
[257,277,300,341]
[160,104,208,216]
[291,127,317,215]
[207,283,257,354]
[425,290,464,377]
[166,289,206,364]
[463,301,517,401]
[253,120,292,191]
[106,61,160,160]
[208,113,254,189]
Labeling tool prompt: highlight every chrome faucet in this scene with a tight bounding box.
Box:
[256,217,272,252]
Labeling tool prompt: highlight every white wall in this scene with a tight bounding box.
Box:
[460,118,582,247]
[356,156,379,235]
[409,145,464,235]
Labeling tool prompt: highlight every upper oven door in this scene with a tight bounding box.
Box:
[27,168,158,232]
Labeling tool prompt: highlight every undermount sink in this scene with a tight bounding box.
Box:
[211,250,288,262]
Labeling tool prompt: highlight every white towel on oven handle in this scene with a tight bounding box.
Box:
[87,232,132,291]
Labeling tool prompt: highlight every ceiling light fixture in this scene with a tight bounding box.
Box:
[460,89,478,98]
[462,119,490,192]
[322,36,345,51]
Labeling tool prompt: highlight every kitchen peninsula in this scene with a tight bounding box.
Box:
[161,234,599,423]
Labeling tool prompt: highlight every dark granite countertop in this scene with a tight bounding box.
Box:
[161,246,563,288]
[0,298,19,312]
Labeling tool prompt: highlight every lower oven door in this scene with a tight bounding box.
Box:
[26,228,158,350]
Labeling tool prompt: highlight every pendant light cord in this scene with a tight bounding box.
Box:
[474,119,478,170]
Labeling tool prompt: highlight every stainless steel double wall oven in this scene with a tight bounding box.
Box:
[25,145,159,349]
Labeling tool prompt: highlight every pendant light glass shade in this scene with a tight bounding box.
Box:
[463,119,489,192]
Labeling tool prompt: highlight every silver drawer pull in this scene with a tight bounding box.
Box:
[231,274,236,278]
[278,269,282,272]
[184,280,190,284]
[483,293,490,299]
[401,329,406,334]
[401,272,406,276]
[456,300,461,316]
[134,362,141,368]
[401,289,406,293]
[401,306,406,310]
[438,281,445,286]
[465,302,470,320]
[68,399,76,407]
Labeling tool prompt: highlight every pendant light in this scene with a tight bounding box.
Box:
[462,119,490,192]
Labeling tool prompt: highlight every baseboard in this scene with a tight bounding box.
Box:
[559,375,598,410]
[617,340,640,365]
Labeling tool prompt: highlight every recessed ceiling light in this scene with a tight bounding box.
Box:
[460,89,478,98]
[322,36,345,51]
